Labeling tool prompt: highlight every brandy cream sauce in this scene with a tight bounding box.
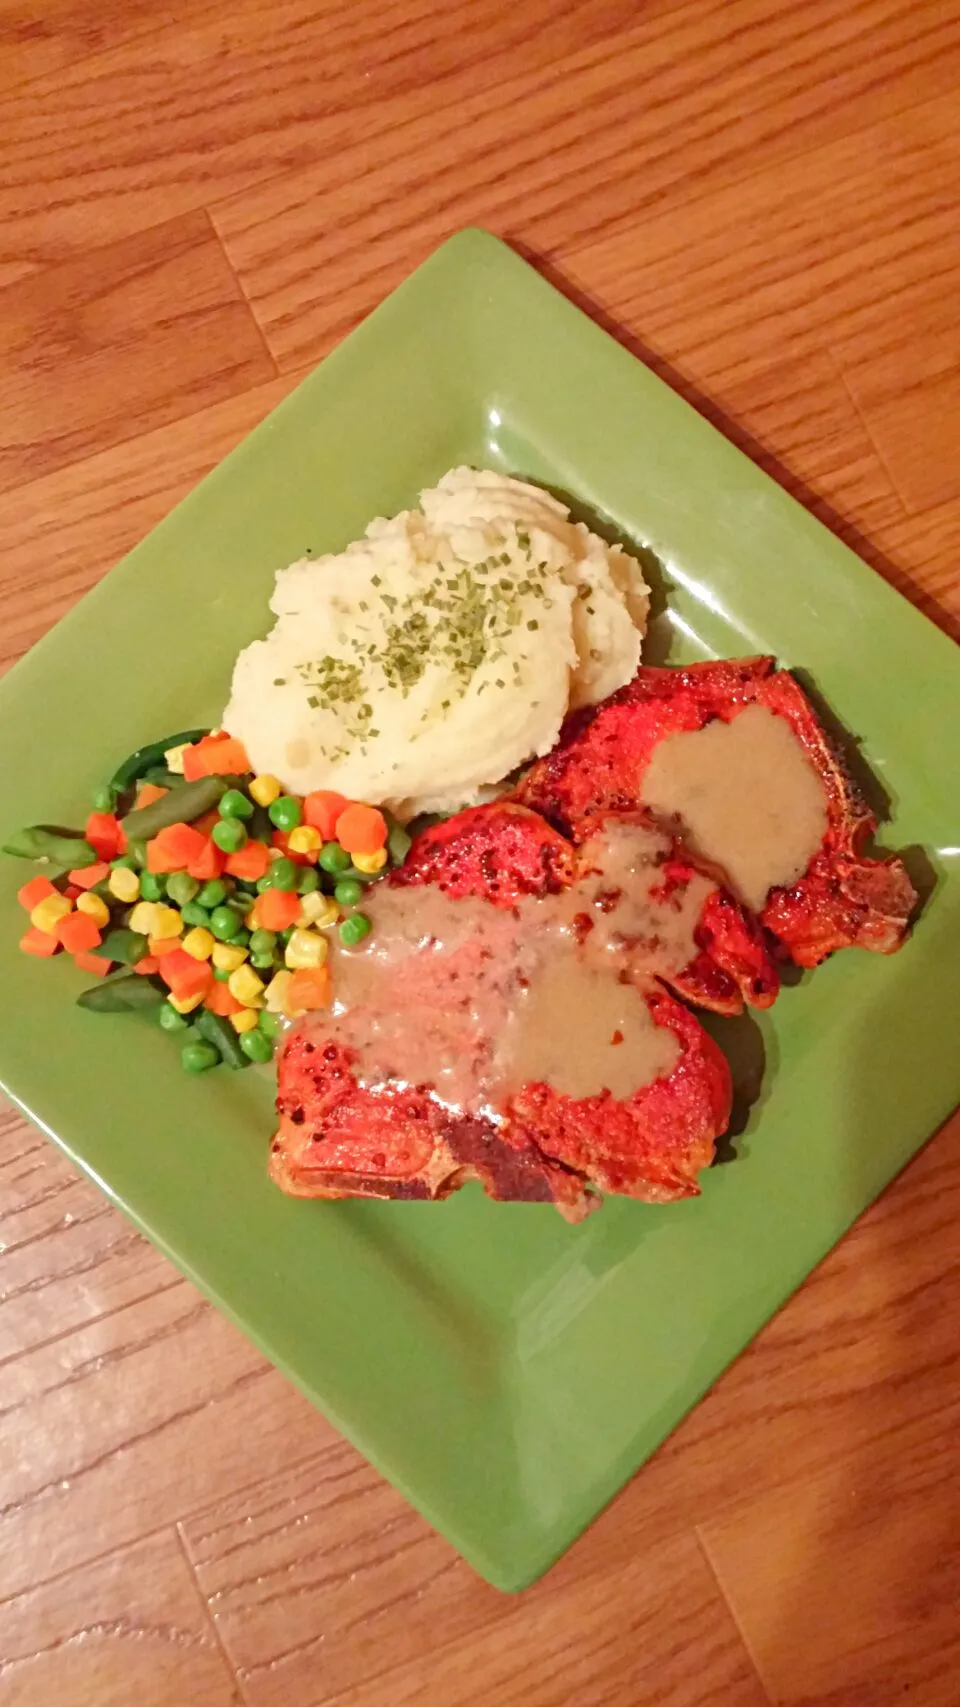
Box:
[317,823,708,1118]
[640,704,828,912]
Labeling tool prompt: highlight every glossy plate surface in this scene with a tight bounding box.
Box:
[1,230,958,1590]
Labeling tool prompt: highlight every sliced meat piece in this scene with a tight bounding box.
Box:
[272,798,774,1213]
[517,658,916,967]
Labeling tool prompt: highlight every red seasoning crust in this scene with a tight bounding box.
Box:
[272,800,777,1216]
[516,657,917,967]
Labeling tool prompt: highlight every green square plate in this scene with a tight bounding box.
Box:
[1,230,958,1591]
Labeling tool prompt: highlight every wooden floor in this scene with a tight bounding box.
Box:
[2,1,959,1701]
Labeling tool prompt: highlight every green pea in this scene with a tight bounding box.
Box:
[181,1041,220,1073]
[268,795,302,831]
[256,872,275,893]
[232,928,251,949]
[212,818,247,854]
[297,867,320,895]
[258,1010,282,1039]
[166,871,200,907]
[338,912,372,946]
[278,926,295,946]
[210,905,242,941]
[270,857,298,892]
[139,872,165,902]
[197,879,229,909]
[213,965,232,983]
[158,1003,189,1033]
[318,841,352,875]
[249,928,277,956]
[251,951,276,970]
[334,878,363,907]
[93,784,117,813]
[219,788,254,821]
[180,901,211,928]
[240,1028,273,1063]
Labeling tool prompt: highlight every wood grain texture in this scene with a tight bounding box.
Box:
[1,0,958,1701]
[0,209,275,494]
[0,1530,241,1706]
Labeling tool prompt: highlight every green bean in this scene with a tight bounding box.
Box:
[2,826,97,866]
[109,728,209,796]
[387,820,412,866]
[141,766,178,788]
[77,973,166,1012]
[194,1008,250,1070]
[120,775,229,841]
[93,929,149,966]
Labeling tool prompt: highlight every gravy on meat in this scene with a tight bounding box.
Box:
[307,822,713,1118]
[639,704,828,912]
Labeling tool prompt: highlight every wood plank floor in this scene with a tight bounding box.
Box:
[1,2,958,1701]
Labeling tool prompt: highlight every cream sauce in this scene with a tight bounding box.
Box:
[315,822,707,1118]
[639,704,828,912]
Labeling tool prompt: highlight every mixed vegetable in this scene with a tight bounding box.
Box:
[6,729,410,1075]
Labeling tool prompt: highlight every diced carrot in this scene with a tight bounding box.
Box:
[69,862,110,890]
[204,982,243,1017]
[74,950,111,977]
[146,822,208,872]
[165,955,214,1003]
[182,734,250,781]
[146,840,178,874]
[148,934,183,958]
[303,790,350,840]
[135,782,168,808]
[335,804,387,855]
[225,839,271,881]
[254,887,303,932]
[287,966,332,1012]
[85,811,126,861]
[20,927,60,958]
[17,875,57,911]
[55,911,102,953]
[192,810,221,837]
[186,837,226,882]
[133,955,160,975]
[64,885,83,901]
[271,829,309,866]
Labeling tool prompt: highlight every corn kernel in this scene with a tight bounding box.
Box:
[211,942,247,972]
[168,991,205,1015]
[228,965,265,1006]
[129,900,159,936]
[264,969,294,1014]
[108,865,141,903]
[300,892,339,928]
[352,848,387,874]
[30,894,72,934]
[284,927,328,971]
[182,927,215,961]
[164,743,188,774]
[249,773,282,807]
[229,1008,260,1034]
[287,824,322,855]
[76,892,110,927]
[150,904,183,940]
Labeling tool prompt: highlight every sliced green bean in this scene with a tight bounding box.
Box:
[194,1008,250,1070]
[77,973,166,1012]
[2,826,98,866]
[109,728,209,795]
[92,929,149,966]
[120,775,229,841]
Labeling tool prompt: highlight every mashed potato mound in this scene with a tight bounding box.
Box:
[223,469,650,817]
